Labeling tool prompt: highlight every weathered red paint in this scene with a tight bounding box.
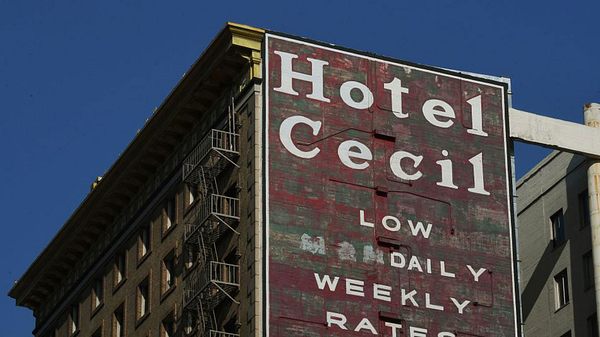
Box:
[266,34,516,337]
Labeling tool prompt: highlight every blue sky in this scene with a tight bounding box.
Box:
[2,1,599,335]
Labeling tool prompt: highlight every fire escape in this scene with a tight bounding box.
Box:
[182,104,240,337]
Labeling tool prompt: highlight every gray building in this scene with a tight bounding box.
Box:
[517,150,598,336]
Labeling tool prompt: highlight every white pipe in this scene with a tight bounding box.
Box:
[584,102,600,328]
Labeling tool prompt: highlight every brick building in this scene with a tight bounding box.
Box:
[10,23,264,337]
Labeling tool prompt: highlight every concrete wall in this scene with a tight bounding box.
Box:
[517,151,596,336]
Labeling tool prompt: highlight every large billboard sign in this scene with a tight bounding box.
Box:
[264,33,517,337]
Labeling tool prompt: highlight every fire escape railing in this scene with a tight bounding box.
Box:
[181,124,240,337]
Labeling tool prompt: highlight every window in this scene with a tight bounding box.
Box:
[164,197,176,233]
[588,313,599,337]
[160,314,175,337]
[114,251,127,288]
[185,184,199,207]
[138,225,151,261]
[551,210,566,246]
[136,277,150,320]
[68,303,79,335]
[183,311,197,335]
[162,251,176,294]
[580,190,591,228]
[184,245,195,271]
[554,269,570,310]
[112,304,125,337]
[92,277,104,312]
[584,251,594,290]
[188,187,195,205]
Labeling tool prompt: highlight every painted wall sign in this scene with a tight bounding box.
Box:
[265,33,517,337]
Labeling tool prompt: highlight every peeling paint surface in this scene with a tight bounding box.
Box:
[362,245,385,264]
[265,34,516,337]
[336,241,357,262]
[301,233,326,255]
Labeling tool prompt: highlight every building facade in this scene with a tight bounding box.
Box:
[517,150,598,336]
[10,23,265,337]
[11,23,523,337]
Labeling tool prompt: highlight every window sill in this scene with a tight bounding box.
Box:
[136,312,151,328]
[137,251,152,268]
[554,302,569,313]
[184,327,199,337]
[160,285,176,303]
[184,199,200,217]
[182,262,198,280]
[113,278,127,294]
[161,223,177,242]
[90,302,104,318]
